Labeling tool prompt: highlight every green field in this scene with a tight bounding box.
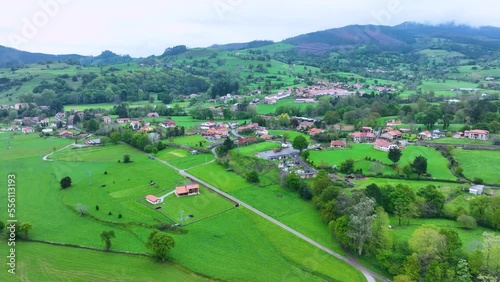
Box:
[0,133,365,281]
[165,134,213,147]
[429,137,495,145]
[268,130,311,142]
[188,162,348,256]
[309,144,456,180]
[256,98,311,115]
[231,141,281,157]
[156,148,214,170]
[0,241,211,282]
[453,149,500,184]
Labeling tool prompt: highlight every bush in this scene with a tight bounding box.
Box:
[60,176,72,189]
[246,171,260,183]
[473,177,483,184]
[123,155,131,163]
[457,214,477,229]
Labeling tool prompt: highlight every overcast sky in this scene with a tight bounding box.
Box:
[1,0,499,57]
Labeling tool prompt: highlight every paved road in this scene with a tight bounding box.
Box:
[151,155,388,282]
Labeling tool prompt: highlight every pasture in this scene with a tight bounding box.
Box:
[309,144,456,180]
[156,147,214,169]
[165,134,212,147]
[231,141,281,157]
[0,133,365,281]
[453,149,500,184]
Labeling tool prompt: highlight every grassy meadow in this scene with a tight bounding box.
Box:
[453,149,500,184]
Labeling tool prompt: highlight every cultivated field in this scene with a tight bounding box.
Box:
[453,149,500,184]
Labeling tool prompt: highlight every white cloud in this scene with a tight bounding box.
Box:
[0,0,498,57]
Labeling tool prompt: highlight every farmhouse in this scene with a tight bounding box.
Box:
[237,136,256,145]
[147,112,159,118]
[42,128,53,134]
[373,139,398,152]
[418,131,432,140]
[84,139,101,145]
[161,120,176,128]
[362,127,373,133]
[308,128,325,136]
[330,140,347,148]
[469,185,485,195]
[350,132,375,143]
[22,127,35,134]
[145,195,163,205]
[116,118,130,124]
[295,98,316,103]
[464,130,489,140]
[139,126,153,133]
[103,116,112,124]
[255,127,268,136]
[200,121,216,130]
[386,120,402,127]
[297,121,314,130]
[175,184,200,197]
[130,121,141,130]
[59,131,74,138]
[380,130,402,141]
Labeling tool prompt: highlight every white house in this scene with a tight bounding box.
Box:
[464,130,489,140]
[469,185,485,195]
[373,139,398,152]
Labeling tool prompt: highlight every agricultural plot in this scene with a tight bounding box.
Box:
[453,149,500,185]
[231,141,281,157]
[0,134,364,281]
[429,137,495,145]
[256,98,311,114]
[156,148,214,170]
[0,240,211,282]
[309,144,456,180]
[165,134,213,147]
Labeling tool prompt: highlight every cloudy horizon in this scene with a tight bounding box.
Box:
[1,0,499,57]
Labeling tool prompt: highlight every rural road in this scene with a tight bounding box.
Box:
[151,155,388,282]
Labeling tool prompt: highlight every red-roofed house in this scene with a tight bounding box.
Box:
[350,132,375,142]
[308,128,325,136]
[60,131,74,138]
[380,130,402,141]
[175,184,200,197]
[373,139,398,152]
[418,131,432,140]
[161,120,176,128]
[297,121,314,130]
[464,130,489,140]
[362,127,373,133]
[22,127,35,134]
[260,134,272,140]
[117,118,131,124]
[103,116,112,124]
[140,126,153,133]
[145,195,163,205]
[330,140,347,148]
[147,112,159,118]
[130,121,141,130]
[237,136,256,145]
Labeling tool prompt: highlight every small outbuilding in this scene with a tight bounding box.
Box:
[175,184,200,197]
[469,185,485,195]
[146,195,163,204]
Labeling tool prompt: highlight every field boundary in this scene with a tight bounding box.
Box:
[417,141,500,150]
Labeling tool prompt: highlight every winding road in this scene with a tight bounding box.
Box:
[151,155,389,282]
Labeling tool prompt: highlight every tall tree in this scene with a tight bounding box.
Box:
[146,230,176,262]
[417,185,445,218]
[388,147,402,166]
[366,207,393,257]
[411,155,428,177]
[389,185,418,225]
[292,135,308,153]
[100,230,116,251]
[348,196,376,255]
[409,227,446,270]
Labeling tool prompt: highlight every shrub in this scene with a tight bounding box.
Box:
[118,213,122,219]
[473,177,483,184]
[60,176,72,189]
[246,171,260,183]
[123,155,131,163]
[108,212,112,216]
[96,205,99,211]
[457,214,477,229]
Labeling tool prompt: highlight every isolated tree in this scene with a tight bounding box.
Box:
[284,172,301,191]
[60,176,72,189]
[100,230,116,251]
[123,154,131,163]
[388,147,402,166]
[411,155,428,177]
[292,135,308,153]
[151,147,159,155]
[348,196,376,255]
[146,230,176,262]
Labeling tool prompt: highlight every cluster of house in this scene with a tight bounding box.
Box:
[418,129,490,141]
[201,121,231,140]
[296,121,325,136]
[262,89,292,104]
[348,126,405,152]
[145,184,200,205]
[236,122,272,140]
